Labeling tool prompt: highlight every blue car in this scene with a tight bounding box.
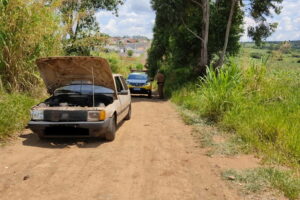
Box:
[126,73,152,98]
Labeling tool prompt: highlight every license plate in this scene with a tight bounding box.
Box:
[133,88,141,91]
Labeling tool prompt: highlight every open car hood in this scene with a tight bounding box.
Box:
[36,57,116,94]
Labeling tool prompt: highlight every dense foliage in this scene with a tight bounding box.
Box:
[0,0,62,92]
[0,0,123,92]
[147,0,283,81]
[61,0,123,55]
[147,0,244,78]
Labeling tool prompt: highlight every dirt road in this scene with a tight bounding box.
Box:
[0,98,242,200]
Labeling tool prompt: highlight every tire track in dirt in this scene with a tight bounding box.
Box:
[0,97,242,200]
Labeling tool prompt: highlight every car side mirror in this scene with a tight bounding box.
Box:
[119,90,128,95]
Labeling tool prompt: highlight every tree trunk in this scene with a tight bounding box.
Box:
[199,0,210,74]
[216,0,236,68]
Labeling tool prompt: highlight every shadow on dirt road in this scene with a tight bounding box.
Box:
[20,132,109,149]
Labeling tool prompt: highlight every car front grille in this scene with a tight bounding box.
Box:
[130,82,145,86]
[44,110,87,122]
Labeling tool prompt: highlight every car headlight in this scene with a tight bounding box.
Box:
[87,111,106,121]
[31,110,44,121]
[145,82,151,86]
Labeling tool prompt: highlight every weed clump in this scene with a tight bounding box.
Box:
[0,93,39,140]
[222,168,300,199]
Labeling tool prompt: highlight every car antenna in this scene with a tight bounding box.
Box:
[92,66,95,107]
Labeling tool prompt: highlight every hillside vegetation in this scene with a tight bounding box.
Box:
[0,92,40,140]
[172,46,300,168]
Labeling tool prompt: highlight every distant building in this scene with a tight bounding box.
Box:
[105,36,151,57]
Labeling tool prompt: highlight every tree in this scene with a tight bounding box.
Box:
[60,0,123,55]
[0,0,62,92]
[127,50,133,57]
[216,0,238,67]
[247,0,283,46]
[147,0,244,77]
[147,0,283,78]
[199,0,210,70]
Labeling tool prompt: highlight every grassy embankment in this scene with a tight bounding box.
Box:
[170,47,300,198]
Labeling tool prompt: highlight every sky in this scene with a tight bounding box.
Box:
[96,0,300,41]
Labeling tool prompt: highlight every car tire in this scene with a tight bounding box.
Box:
[124,105,131,120]
[37,133,45,140]
[38,136,45,140]
[105,115,116,141]
[148,91,152,98]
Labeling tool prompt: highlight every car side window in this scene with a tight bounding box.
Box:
[120,76,128,90]
[115,77,124,92]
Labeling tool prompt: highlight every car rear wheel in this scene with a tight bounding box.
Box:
[105,115,116,141]
[37,134,45,140]
[124,105,131,120]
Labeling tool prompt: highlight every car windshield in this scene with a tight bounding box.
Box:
[128,74,148,80]
[54,84,114,96]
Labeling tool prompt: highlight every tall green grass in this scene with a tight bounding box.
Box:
[172,60,300,167]
[0,93,38,140]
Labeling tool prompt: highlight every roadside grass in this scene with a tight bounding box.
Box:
[222,168,300,200]
[171,59,300,168]
[0,92,39,141]
[177,107,245,156]
[239,47,300,72]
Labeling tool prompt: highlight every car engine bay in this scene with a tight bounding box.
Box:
[40,93,114,107]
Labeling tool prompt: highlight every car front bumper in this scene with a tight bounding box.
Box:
[28,118,112,138]
[128,85,152,94]
[129,88,151,94]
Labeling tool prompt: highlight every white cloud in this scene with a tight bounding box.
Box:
[103,19,118,34]
[96,0,155,38]
[242,0,300,41]
[97,0,300,41]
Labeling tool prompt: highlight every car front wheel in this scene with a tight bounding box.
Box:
[105,115,116,141]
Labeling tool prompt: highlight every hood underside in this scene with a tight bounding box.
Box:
[36,57,115,94]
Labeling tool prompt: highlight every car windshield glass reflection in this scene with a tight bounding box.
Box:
[128,74,148,80]
[54,84,114,95]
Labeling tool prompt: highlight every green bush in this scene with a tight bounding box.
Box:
[92,52,131,76]
[250,52,263,59]
[172,61,300,166]
[127,50,133,57]
[0,93,39,140]
[136,63,144,70]
[292,54,300,58]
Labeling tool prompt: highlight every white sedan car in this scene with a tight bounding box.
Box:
[28,56,131,141]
